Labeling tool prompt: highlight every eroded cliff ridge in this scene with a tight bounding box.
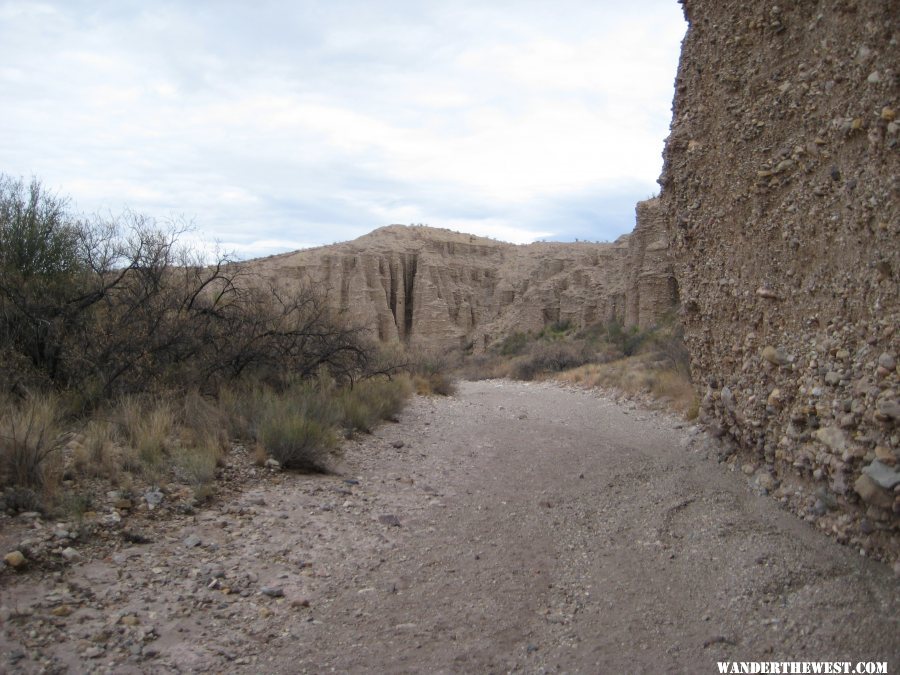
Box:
[248,198,675,352]
[660,0,899,532]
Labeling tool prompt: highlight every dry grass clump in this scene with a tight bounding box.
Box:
[73,419,121,481]
[0,394,63,494]
[338,375,413,433]
[401,348,457,396]
[256,386,340,472]
[115,397,175,480]
[557,355,698,418]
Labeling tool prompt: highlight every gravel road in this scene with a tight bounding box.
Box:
[2,380,898,673]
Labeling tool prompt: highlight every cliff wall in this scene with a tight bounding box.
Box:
[659,0,899,540]
[249,200,675,352]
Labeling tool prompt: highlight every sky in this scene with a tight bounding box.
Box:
[0,1,686,258]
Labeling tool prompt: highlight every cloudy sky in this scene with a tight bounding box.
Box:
[1,1,686,258]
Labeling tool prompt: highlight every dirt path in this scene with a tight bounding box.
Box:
[2,380,898,673]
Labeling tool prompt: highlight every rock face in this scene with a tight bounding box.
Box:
[659,1,899,523]
[249,201,676,352]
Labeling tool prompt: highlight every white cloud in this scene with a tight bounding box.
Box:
[0,0,686,257]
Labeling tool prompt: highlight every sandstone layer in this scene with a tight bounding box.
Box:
[249,200,675,352]
[659,1,899,530]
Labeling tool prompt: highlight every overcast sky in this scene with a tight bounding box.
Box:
[1,1,686,258]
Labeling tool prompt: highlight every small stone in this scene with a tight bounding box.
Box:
[874,446,896,466]
[260,586,284,598]
[762,346,789,366]
[182,534,202,548]
[114,498,133,510]
[824,371,841,386]
[862,461,900,490]
[756,287,778,299]
[143,489,164,509]
[4,551,26,569]
[867,71,882,84]
[378,514,402,527]
[877,353,896,371]
[61,547,82,563]
[854,474,893,510]
[774,159,794,173]
[264,458,281,471]
[882,107,896,122]
[290,596,311,608]
[120,614,140,626]
[84,647,104,659]
[391,441,405,449]
[741,463,756,476]
[51,605,73,617]
[814,427,847,453]
[875,398,900,421]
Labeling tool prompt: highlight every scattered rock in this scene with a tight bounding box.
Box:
[122,529,153,544]
[378,514,402,527]
[260,586,285,598]
[853,474,894,510]
[182,534,202,548]
[814,427,846,453]
[877,353,896,371]
[762,346,789,366]
[3,551,26,569]
[61,547,82,563]
[862,461,900,490]
[143,489,164,509]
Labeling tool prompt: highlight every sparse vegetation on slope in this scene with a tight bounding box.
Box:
[0,174,414,515]
[459,313,697,417]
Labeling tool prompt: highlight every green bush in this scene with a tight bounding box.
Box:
[498,331,530,356]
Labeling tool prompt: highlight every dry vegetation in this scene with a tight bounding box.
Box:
[0,175,427,518]
[459,315,698,418]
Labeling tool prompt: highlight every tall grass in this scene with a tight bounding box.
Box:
[0,394,63,492]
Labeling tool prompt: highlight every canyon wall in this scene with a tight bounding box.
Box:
[660,0,899,537]
[248,199,675,352]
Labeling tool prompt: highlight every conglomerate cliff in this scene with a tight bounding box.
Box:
[659,0,899,536]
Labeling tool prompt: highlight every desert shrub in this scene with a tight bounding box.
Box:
[498,331,530,356]
[339,375,412,433]
[338,392,377,434]
[400,348,457,396]
[457,353,506,380]
[258,407,337,472]
[509,341,593,381]
[0,174,374,406]
[0,395,63,492]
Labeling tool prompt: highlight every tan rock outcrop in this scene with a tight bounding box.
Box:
[659,0,899,534]
[247,201,675,352]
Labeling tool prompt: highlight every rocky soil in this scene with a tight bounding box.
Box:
[1,381,898,673]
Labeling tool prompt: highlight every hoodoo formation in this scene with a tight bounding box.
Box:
[248,198,676,353]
